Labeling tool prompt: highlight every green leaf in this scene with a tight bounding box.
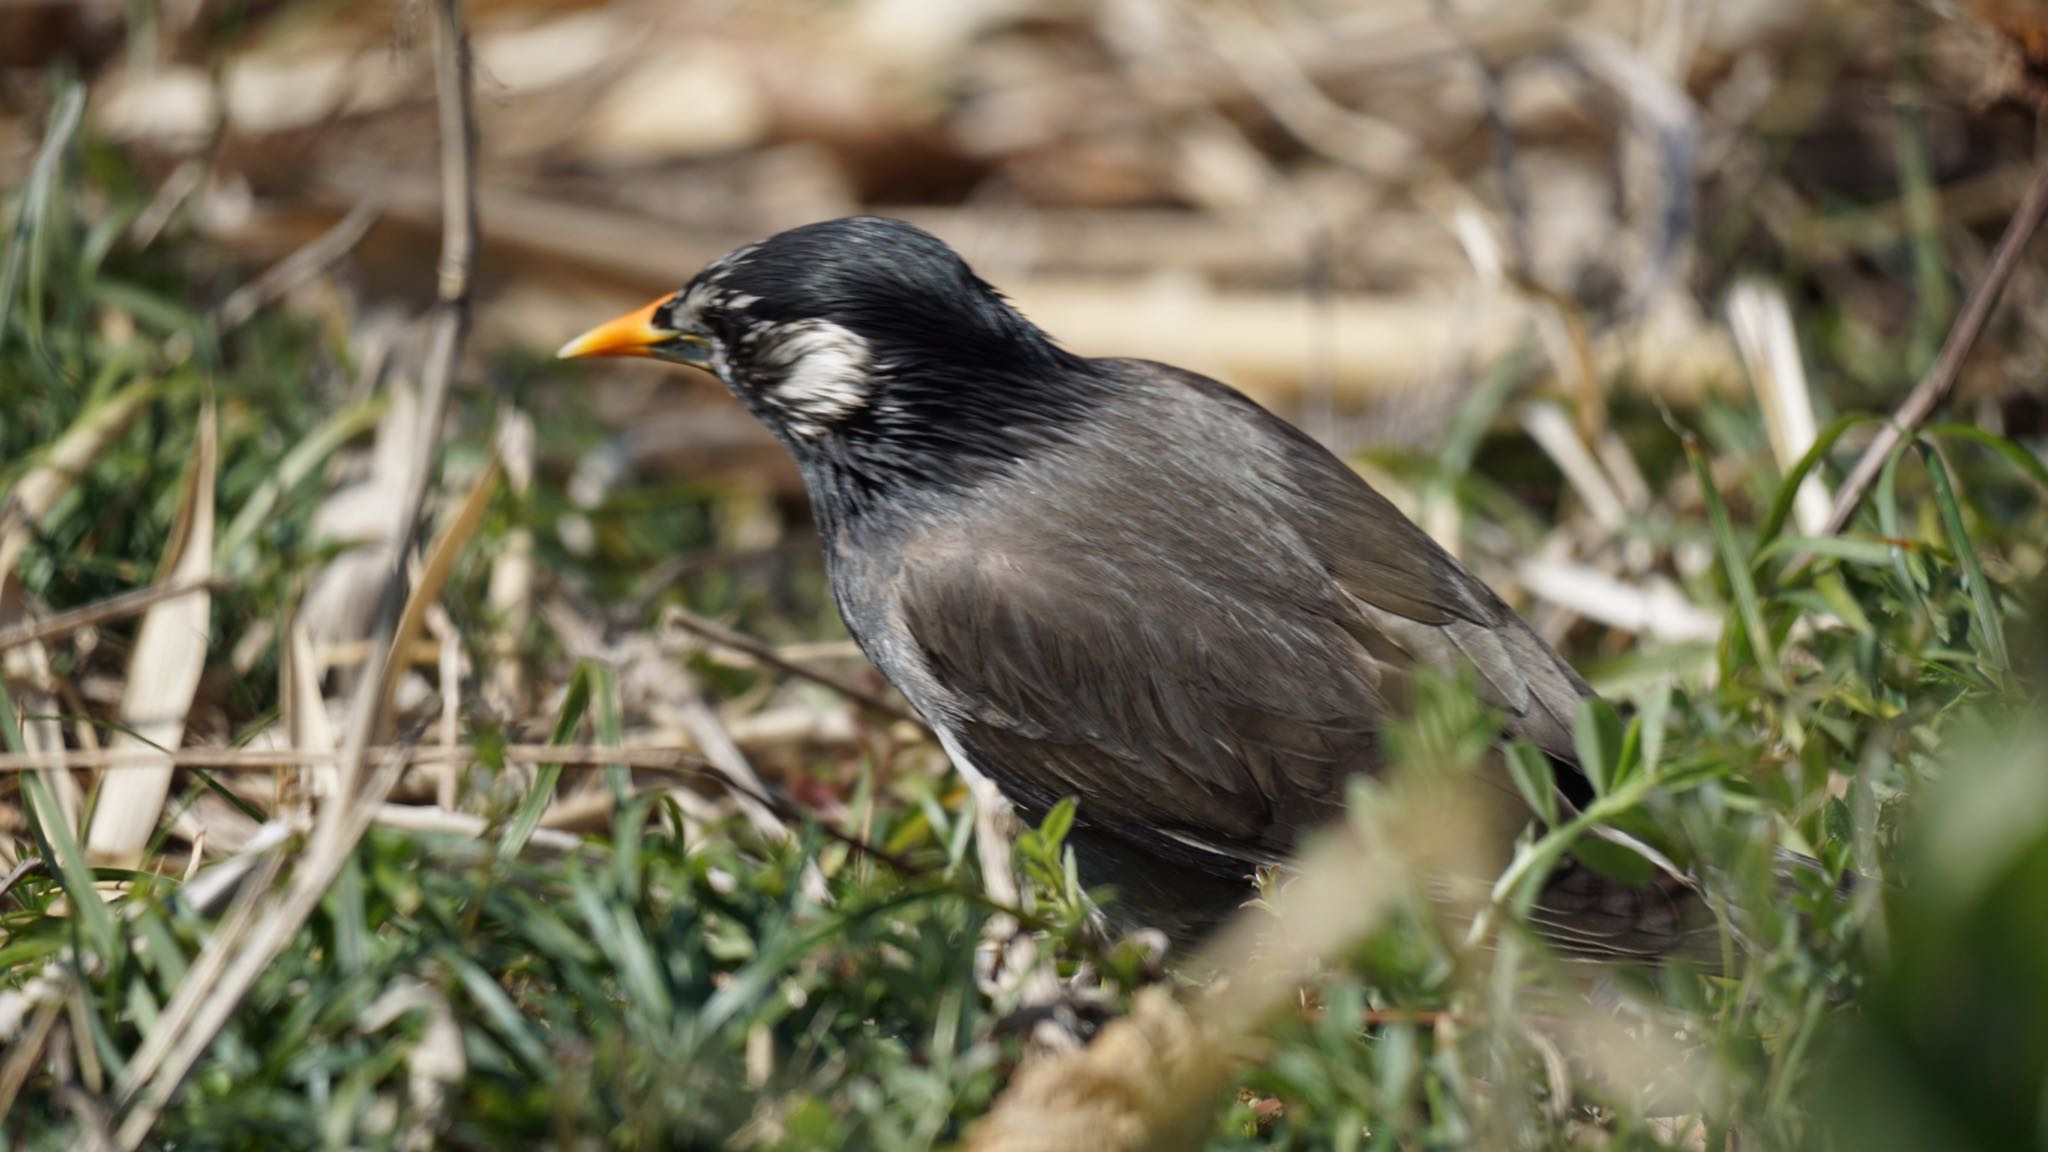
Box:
[1572,697,1629,797]
[1036,797,1076,852]
[1754,412,1867,550]
[1754,534,1908,568]
[1823,795,1854,849]
[1636,682,1671,780]
[1685,432,1786,690]
[18,777,119,964]
[1505,742,1559,826]
[1920,441,2009,679]
[1875,438,1922,599]
[1923,422,2048,493]
[570,864,674,1023]
[3,679,119,965]
[1813,571,1876,635]
[1566,838,1656,886]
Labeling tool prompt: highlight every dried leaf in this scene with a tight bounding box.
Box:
[84,401,217,867]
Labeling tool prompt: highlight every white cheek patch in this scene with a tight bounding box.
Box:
[755,319,874,437]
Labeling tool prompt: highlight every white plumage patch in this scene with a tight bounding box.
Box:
[672,246,758,321]
[754,318,875,437]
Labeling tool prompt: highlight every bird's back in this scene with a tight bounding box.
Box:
[823,357,1622,945]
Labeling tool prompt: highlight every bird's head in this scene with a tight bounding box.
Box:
[559,216,1070,444]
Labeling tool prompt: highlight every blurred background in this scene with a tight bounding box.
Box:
[6,1,2048,1149]
[7,0,2040,491]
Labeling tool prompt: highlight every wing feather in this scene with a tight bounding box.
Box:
[879,357,1614,936]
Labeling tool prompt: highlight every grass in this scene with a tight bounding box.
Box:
[3,68,2048,1152]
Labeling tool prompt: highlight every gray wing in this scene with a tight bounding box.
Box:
[893,359,1596,882]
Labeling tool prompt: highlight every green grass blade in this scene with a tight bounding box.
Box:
[569,865,675,1024]
[1685,433,1785,691]
[1754,412,1868,552]
[497,661,594,861]
[592,660,629,803]
[2,680,115,960]
[1923,422,2048,492]
[1920,441,2009,679]
[1754,534,1905,568]
[443,947,554,1071]
[0,86,84,359]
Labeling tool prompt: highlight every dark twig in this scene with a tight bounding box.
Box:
[0,855,45,905]
[0,743,692,773]
[1816,148,2048,541]
[0,742,857,774]
[210,200,382,333]
[340,0,478,788]
[662,606,925,727]
[0,574,235,655]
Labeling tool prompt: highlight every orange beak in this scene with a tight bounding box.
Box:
[557,293,685,360]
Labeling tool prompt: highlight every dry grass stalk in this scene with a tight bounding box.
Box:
[374,458,502,738]
[286,619,339,804]
[1816,144,2048,541]
[312,171,1741,407]
[1520,402,1628,530]
[108,1,482,1142]
[371,803,579,852]
[547,600,833,904]
[0,971,66,1125]
[426,602,463,809]
[0,573,234,656]
[114,442,499,1138]
[1729,279,1831,535]
[484,409,537,715]
[1516,557,1722,643]
[1,581,80,830]
[209,199,381,333]
[107,840,287,1105]
[1191,0,1417,179]
[659,604,918,725]
[85,400,217,867]
[0,743,717,774]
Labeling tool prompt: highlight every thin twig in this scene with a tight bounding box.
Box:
[209,200,382,333]
[662,606,923,727]
[0,742,852,773]
[0,855,44,904]
[0,574,235,654]
[1814,147,2048,541]
[0,743,931,878]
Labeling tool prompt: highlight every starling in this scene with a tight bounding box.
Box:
[561,216,1710,958]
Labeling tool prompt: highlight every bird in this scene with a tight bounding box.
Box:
[558,215,1714,961]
